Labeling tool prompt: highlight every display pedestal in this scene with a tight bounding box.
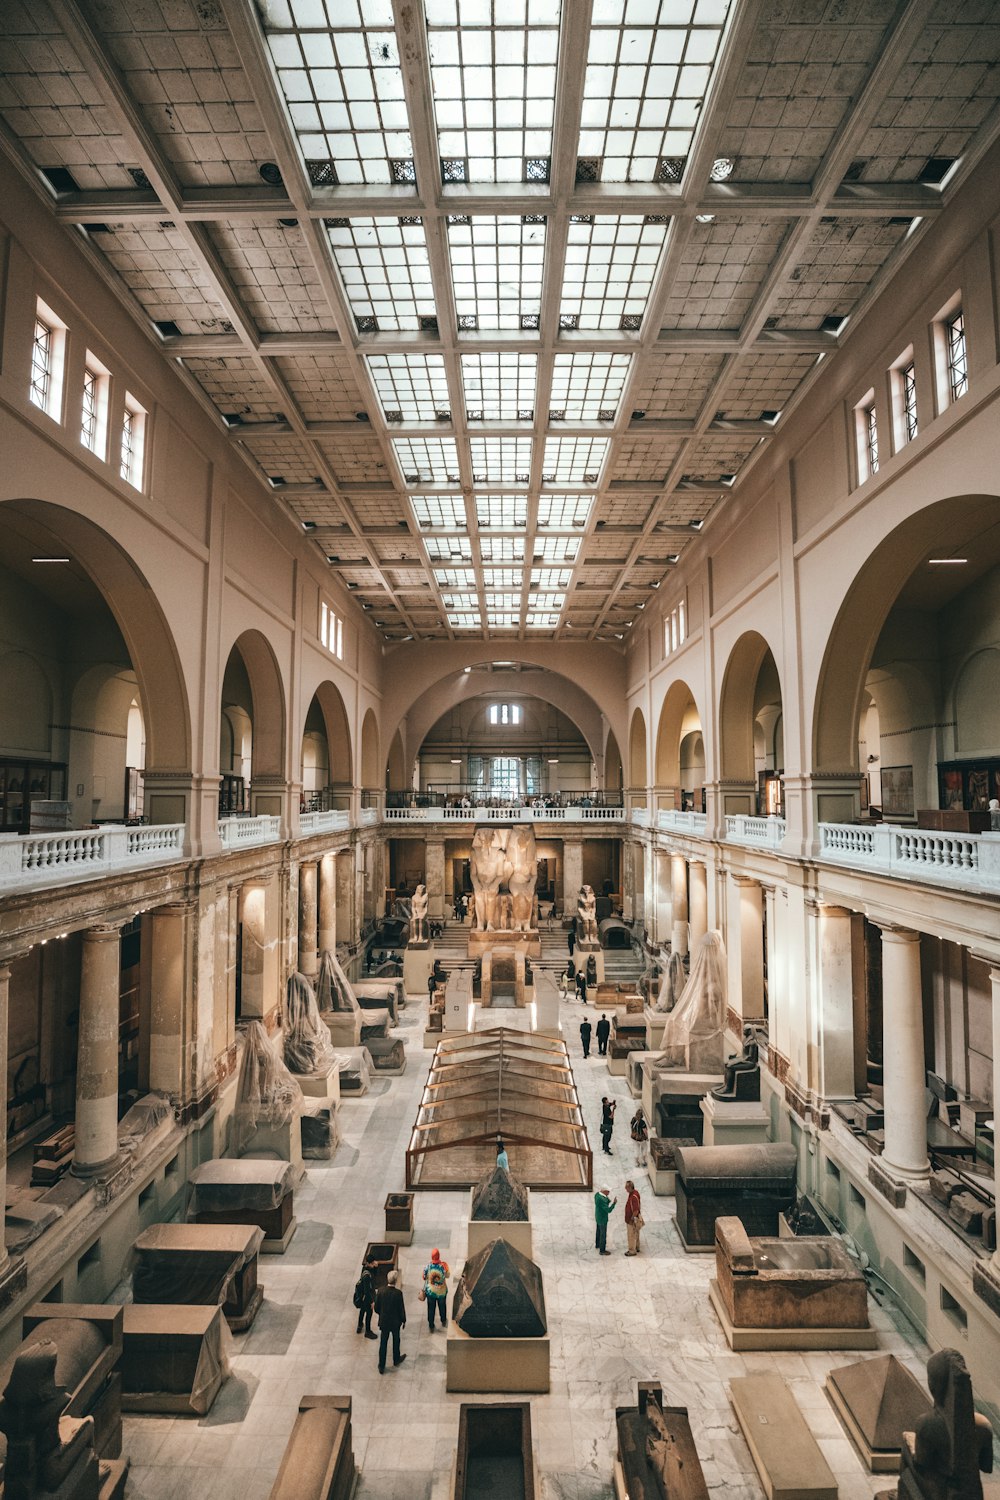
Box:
[644,1008,671,1051]
[241,1114,304,1182]
[573,947,604,985]
[292,1061,341,1106]
[445,1321,550,1393]
[700,1094,770,1148]
[532,975,560,1034]
[466,1186,533,1259]
[404,945,435,997]
[321,1012,361,1048]
[468,929,541,960]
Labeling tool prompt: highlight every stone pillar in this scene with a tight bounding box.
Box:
[239,882,267,1019]
[425,839,445,920]
[148,903,193,1098]
[73,924,122,1175]
[336,850,355,948]
[814,904,857,1101]
[689,859,708,947]
[670,852,689,957]
[879,926,929,1181]
[298,860,318,976]
[654,850,671,948]
[991,965,1000,1274]
[727,874,764,1022]
[0,966,11,1270]
[563,839,583,913]
[318,853,336,953]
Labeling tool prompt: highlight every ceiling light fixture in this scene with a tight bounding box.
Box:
[928,557,968,564]
[32,556,70,563]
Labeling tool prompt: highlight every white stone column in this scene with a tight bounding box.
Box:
[727,875,765,1022]
[73,924,122,1175]
[239,882,267,1019]
[815,904,857,1101]
[298,860,318,976]
[318,853,336,953]
[148,903,192,1097]
[654,850,671,948]
[879,926,930,1181]
[0,966,11,1270]
[563,839,583,913]
[425,839,445,920]
[689,860,708,947]
[990,965,1000,1272]
[670,852,689,957]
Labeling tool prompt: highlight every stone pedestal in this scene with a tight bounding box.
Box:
[468,930,541,960]
[292,1061,341,1106]
[644,1008,671,1051]
[466,1187,533,1260]
[403,945,435,997]
[321,1012,361,1048]
[700,1094,771,1148]
[532,975,560,1034]
[445,1322,550,1394]
[241,1114,304,1184]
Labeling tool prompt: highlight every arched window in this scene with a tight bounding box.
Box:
[488,703,521,725]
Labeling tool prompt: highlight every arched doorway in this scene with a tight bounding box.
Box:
[628,707,648,807]
[219,630,286,817]
[719,632,784,816]
[654,680,704,812]
[360,708,380,808]
[301,681,353,812]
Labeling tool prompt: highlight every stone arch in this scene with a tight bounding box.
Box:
[305,681,353,788]
[628,707,648,788]
[0,498,190,773]
[654,679,702,786]
[221,629,286,780]
[0,650,52,755]
[718,631,783,781]
[953,647,1000,753]
[812,495,1000,773]
[361,708,380,790]
[605,729,623,794]
[386,728,407,790]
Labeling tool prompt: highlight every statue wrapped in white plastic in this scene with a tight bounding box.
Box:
[409,883,429,947]
[656,931,727,1074]
[577,885,599,947]
[654,950,687,1013]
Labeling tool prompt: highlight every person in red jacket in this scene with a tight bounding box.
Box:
[624,1179,644,1256]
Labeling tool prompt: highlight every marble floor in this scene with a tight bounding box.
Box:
[123,970,933,1500]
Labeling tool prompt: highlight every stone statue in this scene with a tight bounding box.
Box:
[898,1348,994,1500]
[409,883,428,946]
[654,950,686,1013]
[711,1026,761,1102]
[0,1341,99,1500]
[577,886,599,946]
[586,954,597,988]
[470,825,537,932]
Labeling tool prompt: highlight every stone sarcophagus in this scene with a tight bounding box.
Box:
[614,1382,709,1500]
[132,1223,265,1333]
[709,1217,876,1349]
[3,1304,125,1466]
[454,1401,536,1500]
[267,1395,356,1500]
[674,1143,797,1250]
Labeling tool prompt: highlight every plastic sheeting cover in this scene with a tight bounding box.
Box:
[654,950,687,1013]
[284,972,339,1077]
[234,1021,302,1153]
[118,1092,176,1157]
[656,931,727,1073]
[316,949,360,1015]
[187,1157,295,1213]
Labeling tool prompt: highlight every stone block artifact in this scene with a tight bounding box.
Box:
[825,1354,931,1473]
[615,1382,710,1500]
[471,1166,530,1223]
[470,826,537,931]
[453,1239,546,1339]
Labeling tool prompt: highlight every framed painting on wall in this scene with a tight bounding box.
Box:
[967,767,990,809]
[941,769,964,809]
[881,765,914,818]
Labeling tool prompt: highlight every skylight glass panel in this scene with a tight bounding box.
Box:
[327,218,433,331]
[427,4,561,183]
[486,591,521,609]
[435,568,476,589]
[483,568,522,589]
[480,535,525,562]
[531,568,572,590]
[580,1,731,182]
[537,494,593,530]
[263,11,412,186]
[449,611,481,628]
[366,353,450,422]
[542,438,609,484]
[392,437,460,483]
[477,495,528,528]
[528,591,565,611]
[561,217,667,329]
[461,352,537,421]
[470,436,532,484]
[526,611,561,629]
[412,494,467,529]
[448,217,546,330]
[487,609,520,628]
[534,535,581,562]
[427,536,473,561]
[550,352,632,420]
[443,591,479,610]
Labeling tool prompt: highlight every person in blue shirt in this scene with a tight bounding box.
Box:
[496,1137,509,1170]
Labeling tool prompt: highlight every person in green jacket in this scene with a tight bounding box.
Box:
[594,1185,617,1254]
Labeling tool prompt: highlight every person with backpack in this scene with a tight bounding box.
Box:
[354,1256,377,1339]
[422,1248,450,1329]
[630,1107,649,1167]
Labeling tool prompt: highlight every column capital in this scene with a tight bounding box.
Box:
[875,922,920,945]
[83,922,124,942]
[729,872,761,888]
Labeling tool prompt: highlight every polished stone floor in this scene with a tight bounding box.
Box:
[123,955,932,1500]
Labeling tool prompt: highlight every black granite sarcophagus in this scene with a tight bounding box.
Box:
[453,1239,546,1339]
[656,1092,705,1145]
[674,1143,796,1249]
[471,1167,529,1223]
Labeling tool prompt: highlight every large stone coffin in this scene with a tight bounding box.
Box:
[468,1167,533,1259]
[132,1222,265,1332]
[188,1158,297,1253]
[268,1395,356,1500]
[120,1303,228,1416]
[453,1401,536,1500]
[824,1355,931,1473]
[614,1382,709,1500]
[709,1217,876,1350]
[651,1072,724,1144]
[674,1142,797,1251]
[1,1304,125,1466]
[447,1239,549,1394]
[365,1035,406,1075]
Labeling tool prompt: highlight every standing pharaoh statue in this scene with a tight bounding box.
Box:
[409,883,429,946]
[577,886,599,946]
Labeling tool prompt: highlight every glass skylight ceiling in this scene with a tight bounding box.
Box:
[426,1,561,183]
[448,217,546,329]
[581,0,732,182]
[462,353,537,421]
[412,495,467,530]
[470,436,532,483]
[392,437,461,482]
[562,217,668,329]
[328,219,433,331]
[263,3,411,185]
[537,495,592,531]
[481,536,525,562]
[542,438,609,484]
[477,495,528,529]
[367,353,450,421]
[550,352,632,420]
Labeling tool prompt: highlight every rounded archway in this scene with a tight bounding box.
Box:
[718,632,784,812]
[628,707,648,791]
[605,730,623,796]
[219,629,286,813]
[386,729,407,792]
[654,679,703,796]
[300,681,353,810]
[360,708,380,792]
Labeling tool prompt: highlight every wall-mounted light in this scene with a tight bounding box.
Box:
[928,557,968,565]
[32,556,70,563]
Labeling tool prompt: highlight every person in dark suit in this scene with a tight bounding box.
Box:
[596,1012,611,1055]
[580,1016,592,1058]
[568,926,576,956]
[600,1096,616,1155]
[375,1269,407,1372]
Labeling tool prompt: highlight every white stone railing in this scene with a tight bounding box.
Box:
[217,814,281,848]
[299,809,351,835]
[726,814,786,848]
[819,821,1000,891]
[0,823,185,890]
[383,804,626,824]
[630,807,650,827]
[656,809,708,836]
[360,806,379,827]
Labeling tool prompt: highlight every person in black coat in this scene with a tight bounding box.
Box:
[374,1270,407,1372]
[576,970,587,1003]
[600,1096,616,1155]
[567,926,576,956]
[355,1257,377,1339]
[580,1016,592,1059]
[596,1012,611,1055]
